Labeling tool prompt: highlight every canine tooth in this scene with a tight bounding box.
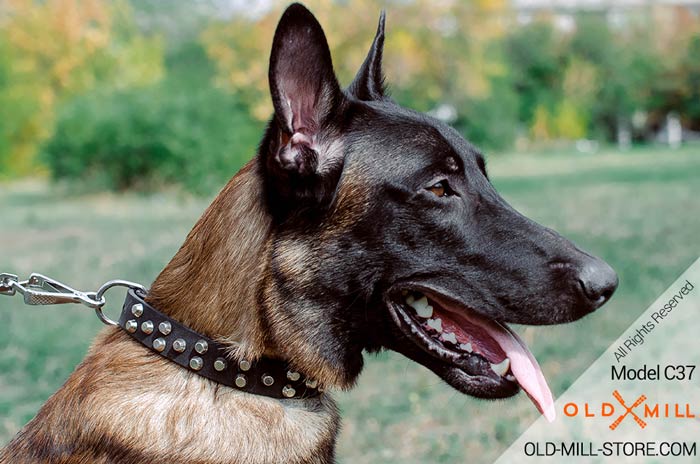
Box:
[506,374,516,382]
[426,318,442,333]
[441,332,457,344]
[459,343,473,353]
[490,358,511,377]
[405,294,415,305]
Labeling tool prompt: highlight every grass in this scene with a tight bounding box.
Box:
[1,145,699,462]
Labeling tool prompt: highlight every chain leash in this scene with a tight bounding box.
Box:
[0,273,146,326]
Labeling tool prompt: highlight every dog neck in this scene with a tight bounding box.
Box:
[3,327,339,464]
[146,160,272,362]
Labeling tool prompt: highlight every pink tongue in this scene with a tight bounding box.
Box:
[483,322,555,422]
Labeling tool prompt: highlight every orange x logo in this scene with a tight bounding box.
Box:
[609,390,647,430]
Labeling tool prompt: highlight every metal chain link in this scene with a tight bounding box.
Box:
[0,272,146,326]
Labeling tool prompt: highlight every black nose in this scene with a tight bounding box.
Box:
[577,257,618,308]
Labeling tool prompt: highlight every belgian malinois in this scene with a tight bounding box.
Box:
[1,3,618,463]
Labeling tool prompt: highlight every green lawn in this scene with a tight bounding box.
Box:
[1,146,699,463]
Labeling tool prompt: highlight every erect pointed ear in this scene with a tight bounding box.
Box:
[348,11,387,101]
[268,3,345,182]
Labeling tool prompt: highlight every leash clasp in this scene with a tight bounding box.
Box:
[1,272,146,326]
[2,273,105,308]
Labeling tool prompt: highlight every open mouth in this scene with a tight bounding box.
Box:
[386,287,555,422]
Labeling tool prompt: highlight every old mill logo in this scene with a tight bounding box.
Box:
[563,390,696,430]
[609,391,647,430]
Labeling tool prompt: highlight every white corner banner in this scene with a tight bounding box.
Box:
[495,257,700,463]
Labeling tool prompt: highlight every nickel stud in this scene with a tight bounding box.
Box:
[172,338,187,353]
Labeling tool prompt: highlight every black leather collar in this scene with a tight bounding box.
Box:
[118,289,321,400]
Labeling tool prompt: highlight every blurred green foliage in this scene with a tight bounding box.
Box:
[0,0,163,178]
[44,43,262,193]
[44,82,262,193]
[1,0,699,192]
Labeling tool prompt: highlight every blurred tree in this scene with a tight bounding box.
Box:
[648,22,700,134]
[44,80,262,193]
[554,99,587,140]
[566,14,613,140]
[568,14,639,141]
[454,73,519,152]
[0,0,163,177]
[601,37,658,141]
[505,19,564,139]
[530,104,552,142]
[590,7,699,141]
[560,58,597,135]
[0,36,43,175]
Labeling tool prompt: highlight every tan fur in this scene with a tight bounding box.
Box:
[326,163,372,231]
[1,330,338,464]
[0,159,342,463]
[255,162,374,390]
[146,160,270,361]
[260,277,352,389]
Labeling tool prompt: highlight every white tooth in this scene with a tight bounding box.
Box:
[441,332,457,344]
[490,358,511,377]
[411,296,428,310]
[459,343,473,353]
[415,304,433,319]
[426,318,442,333]
[408,295,433,318]
[405,294,415,305]
[506,374,516,382]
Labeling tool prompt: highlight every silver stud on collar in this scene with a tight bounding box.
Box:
[214,358,227,371]
[131,303,143,317]
[194,340,208,354]
[282,385,296,398]
[153,338,166,352]
[235,374,247,388]
[189,357,203,371]
[172,338,187,352]
[125,319,138,333]
[286,371,301,381]
[239,359,251,371]
[158,321,172,335]
[262,374,274,387]
[305,378,318,389]
[141,320,154,334]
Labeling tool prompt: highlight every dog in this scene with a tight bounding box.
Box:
[0,3,618,463]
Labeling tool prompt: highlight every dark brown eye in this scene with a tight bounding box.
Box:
[427,180,452,198]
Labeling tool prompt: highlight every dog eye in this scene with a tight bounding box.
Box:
[426,180,453,198]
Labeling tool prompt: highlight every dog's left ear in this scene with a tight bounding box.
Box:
[348,11,387,101]
[266,3,347,206]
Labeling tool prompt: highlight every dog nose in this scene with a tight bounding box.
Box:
[577,257,618,308]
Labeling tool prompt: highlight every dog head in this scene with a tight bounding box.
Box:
[258,3,617,420]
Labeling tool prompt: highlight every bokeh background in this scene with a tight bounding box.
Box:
[0,0,698,462]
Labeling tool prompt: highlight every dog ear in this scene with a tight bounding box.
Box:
[268,4,344,184]
[348,11,387,101]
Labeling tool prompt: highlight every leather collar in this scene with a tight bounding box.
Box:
[118,289,321,400]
